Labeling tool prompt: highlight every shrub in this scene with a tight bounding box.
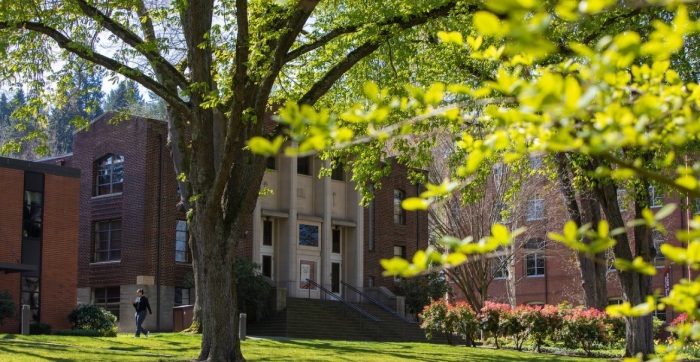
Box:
[67,304,117,337]
[30,322,51,335]
[450,301,479,347]
[235,257,272,321]
[478,301,511,348]
[399,272,451,319]
[419,299,457,344]
[500,306,530,351]
[0,290,15,325]
[602,313,626,348]
[559,308,606,354]
[525,304,562,353]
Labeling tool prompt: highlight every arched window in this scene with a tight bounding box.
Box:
[95,154,124,195]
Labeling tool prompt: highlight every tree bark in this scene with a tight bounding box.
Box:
[554,153,608,310]
[595,176,654,358]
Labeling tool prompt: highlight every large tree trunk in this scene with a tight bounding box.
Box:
[554,153,608,310]
[595,177,654,358]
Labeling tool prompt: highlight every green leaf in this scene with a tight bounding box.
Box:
[437,31,463,45]
[473,11,504,37]
[614,256,657,276]
[402,197,431,211]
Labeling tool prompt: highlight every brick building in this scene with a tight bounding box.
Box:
[477,161,698,323]
[0,156,80,333]
[43,112,427,332]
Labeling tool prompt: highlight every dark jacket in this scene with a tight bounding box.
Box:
[133,296,152,314]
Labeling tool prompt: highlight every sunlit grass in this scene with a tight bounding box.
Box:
[0,333,614,361]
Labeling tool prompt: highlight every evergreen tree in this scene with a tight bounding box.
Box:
[48,69,104,155]
[103,80,143,112]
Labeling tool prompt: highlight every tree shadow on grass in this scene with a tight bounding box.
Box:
[247,339,606,362]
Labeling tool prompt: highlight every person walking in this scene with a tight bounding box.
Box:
[133,288,152,337]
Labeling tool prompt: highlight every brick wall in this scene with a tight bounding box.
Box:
[0,159,80,333]
[363,161,429,294]
[0,167,25,333]
[40,173,80,330]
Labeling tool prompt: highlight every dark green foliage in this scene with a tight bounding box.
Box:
[67,304,117,337]
[235,257,272,321]
[0,289,15,325]
[53,329,105,337]
[103,80,143,112]
[30,322,52,335]
[48,69,104,155]
[399,271,450,318]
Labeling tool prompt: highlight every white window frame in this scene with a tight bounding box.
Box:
[649,186,663,208]
[526,196,545,221]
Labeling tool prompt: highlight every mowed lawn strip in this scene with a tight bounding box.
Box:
[0,333,615,362]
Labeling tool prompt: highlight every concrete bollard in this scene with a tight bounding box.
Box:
[21,305,31,335]
[239,313,247,340]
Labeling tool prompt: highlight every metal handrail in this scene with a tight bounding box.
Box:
[305,279,381,322]
[341,281,417,324]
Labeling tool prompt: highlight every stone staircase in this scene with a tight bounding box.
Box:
[246,297,448,343]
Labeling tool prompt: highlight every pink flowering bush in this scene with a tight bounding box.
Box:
[478,301,511,348]
[419,299,480,346]
[559,308,607,354]
[451,301,479,347]
[525,304,562,353]
[500,305,530,351]
[419,299,455,344]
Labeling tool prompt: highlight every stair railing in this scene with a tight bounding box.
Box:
[305,279,381,323]
[341,281,417,324]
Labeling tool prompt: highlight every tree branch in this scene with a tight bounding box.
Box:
[600,151,700,198]
[74,0,190,90]
[255,0,319,116]
[283,1,460,63]
[0,20,191,116]
[297,2,466,106]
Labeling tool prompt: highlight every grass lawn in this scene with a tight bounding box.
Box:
[0,333,616,362]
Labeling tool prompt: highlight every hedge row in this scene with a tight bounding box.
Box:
[419,300,627,354]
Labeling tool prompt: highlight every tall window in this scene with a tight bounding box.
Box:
[23,190,43,238]
[175,220,190,263]
[175,287,191,306]
[94,287,120,320]
[394,246,406,283]
[394,189,406,225]
[525,239,545,277]
[649,186,663,208]
[262,255,273,278]
[299,223,319,247]
[652,229,666,267]
[332,228,341,253]
[263,219,273,246]
[297,156,311,175]
[21,276,40,323]
[94,220,121,262]
[526,195,545,221]
[95,154,124,195]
